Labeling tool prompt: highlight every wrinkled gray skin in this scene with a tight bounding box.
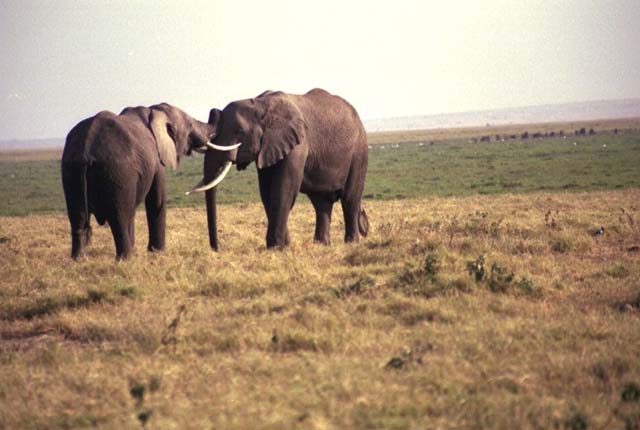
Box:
[62,103,215,260]
[201,89,369,250]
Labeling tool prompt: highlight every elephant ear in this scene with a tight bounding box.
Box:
[257,97,306,169]
[208,108,221,127]
[208,108,222,137]
[149,108,178,170]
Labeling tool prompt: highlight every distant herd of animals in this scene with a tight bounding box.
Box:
[61,89,369,260]
[470,126,614,144]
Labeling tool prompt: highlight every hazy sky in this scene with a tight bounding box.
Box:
[1,0,639,140]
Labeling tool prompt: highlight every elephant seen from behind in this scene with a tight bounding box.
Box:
[189,88,369,250]
[61,103,235,260]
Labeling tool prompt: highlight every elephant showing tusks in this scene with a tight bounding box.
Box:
[189,88,369,250]
[186,161,233,195]
[62,103,216,260]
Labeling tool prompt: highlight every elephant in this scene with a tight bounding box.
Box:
[61,103,235,260]
[187,88,369,250]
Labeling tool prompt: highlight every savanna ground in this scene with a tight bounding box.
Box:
[1,119,639,429]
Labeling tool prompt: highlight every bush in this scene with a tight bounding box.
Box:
[392,253,467,299]
[487,263,514,293]
[423,253,441,279]
[466,255,485,282]
[467,258,538,296]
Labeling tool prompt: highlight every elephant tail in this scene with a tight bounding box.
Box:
[358,208,369,237]
[80,163,90,227]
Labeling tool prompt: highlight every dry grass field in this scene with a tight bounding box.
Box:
[1,189,639,429]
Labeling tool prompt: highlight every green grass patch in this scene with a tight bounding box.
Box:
[1,133,639,216]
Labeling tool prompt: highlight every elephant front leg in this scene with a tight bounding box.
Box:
[145,171,166,252]
[260,162,302,249]
[71,225,92,260]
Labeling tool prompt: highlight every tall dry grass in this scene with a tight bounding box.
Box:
[1,191,639,429]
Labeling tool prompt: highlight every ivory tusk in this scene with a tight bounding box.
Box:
[192,146,207,153]
[205,141,241,151]
[185,161,232,195]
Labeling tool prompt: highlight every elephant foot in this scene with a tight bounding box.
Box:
[71,226,92,260]
[266,228,290,250]
[115,247,134,261]
[147,244,165,253]
[313,237,331,246]
[71,251,87,261]
[344,233,360,243]
[115,253,132,261]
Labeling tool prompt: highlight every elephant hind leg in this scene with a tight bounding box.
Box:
[69,208,92,259]
[309,193,334,245]
[341,198,362,243]
[341,160,368,243]
[109,213,135,260]
[63,163,92,259]
[106,190,137,260]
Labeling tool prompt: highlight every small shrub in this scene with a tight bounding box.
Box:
[515,278,535,295]
[466,255,485,282]
[466,258,537,296]
[137,410,153,427]
[622,382,640,402]
[87,289,106,303]
[563,411,588,430]
[385,357,406,370]
[423,253,441,279]
[487,263,515,293]
[118,285,138,297]
[129,382,145,405]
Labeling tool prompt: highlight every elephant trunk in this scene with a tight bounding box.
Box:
[201,149,234,251]
[190,121,218,153]
[205,187,218,251]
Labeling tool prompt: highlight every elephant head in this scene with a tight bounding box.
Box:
[187,92,307,249]
[147,103,219,169]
